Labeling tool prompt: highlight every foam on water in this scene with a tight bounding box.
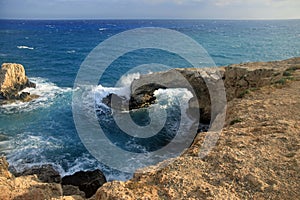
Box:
[1,77,72,114]
[94,72,140,103]
[6,134,65,172]
[17,45,34,50]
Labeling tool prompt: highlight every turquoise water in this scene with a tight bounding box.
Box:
[0,19,300,180]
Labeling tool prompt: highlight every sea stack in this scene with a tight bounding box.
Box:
[0,63,36,102]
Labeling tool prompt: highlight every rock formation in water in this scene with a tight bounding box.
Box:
[0,63,36,102]
[128,58,297,124]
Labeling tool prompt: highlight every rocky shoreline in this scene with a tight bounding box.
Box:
[1,57,300,199]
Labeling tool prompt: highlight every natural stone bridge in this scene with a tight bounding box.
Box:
[103,57,299,125]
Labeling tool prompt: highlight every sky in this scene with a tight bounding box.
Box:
[0,0,299,19]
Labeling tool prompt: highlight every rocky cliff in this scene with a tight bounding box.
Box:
[0,63,36,102]
[96,57,300,199]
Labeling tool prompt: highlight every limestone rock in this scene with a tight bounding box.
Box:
[0,157,63,200]
[62,170,107,198]
[0,63,36,101]
[0,156,12,179]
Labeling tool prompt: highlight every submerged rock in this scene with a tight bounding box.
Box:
[62,169,107,198]
[0,63,36,102]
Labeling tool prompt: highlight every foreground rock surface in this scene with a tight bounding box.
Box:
[0,63,36,102]
[0,157,65,200]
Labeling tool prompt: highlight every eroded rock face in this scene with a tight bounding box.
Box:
[62,170,107,198]
[125,58,300,124]
[127,67,224,125]
[0,63,36,101]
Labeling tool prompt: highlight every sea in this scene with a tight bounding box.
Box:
[0,19,300,180]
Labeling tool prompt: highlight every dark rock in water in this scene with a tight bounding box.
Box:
[102,93,129,111]
[62,169,107,198]
[0,63,36,102]
[19,92,30,101]
[25,79,36,88]
[129,69,214,124]
[129,84,160,110]
[14,164,61,183]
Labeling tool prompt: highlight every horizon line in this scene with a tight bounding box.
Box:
[1,17,300,21]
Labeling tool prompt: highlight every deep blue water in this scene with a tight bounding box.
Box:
[0,19,300,180]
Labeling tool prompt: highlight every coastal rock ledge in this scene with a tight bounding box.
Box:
[0,63,36,102]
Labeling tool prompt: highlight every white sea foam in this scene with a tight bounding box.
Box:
[67,50,76,54]
[60,153,131,181]
[98,28,107,31]
[93,72,141,106]
[1,77,72,114]
[154,88,193,111]
[17,45,34,50]
[6,134,65,172]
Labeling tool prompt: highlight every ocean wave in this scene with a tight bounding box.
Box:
[6,134,65,173]
[59,154,131,181]
[93,72,141,106]
[6,133,129,181]
[0,53,7,57]
[17,46,34,50]
[91,72,193,117]
[0,77,72,114]
[67,50,76,54]
[99,28,108,31]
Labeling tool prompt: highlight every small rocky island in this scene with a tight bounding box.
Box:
[0,63,37,104]
[0,57,299,199]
